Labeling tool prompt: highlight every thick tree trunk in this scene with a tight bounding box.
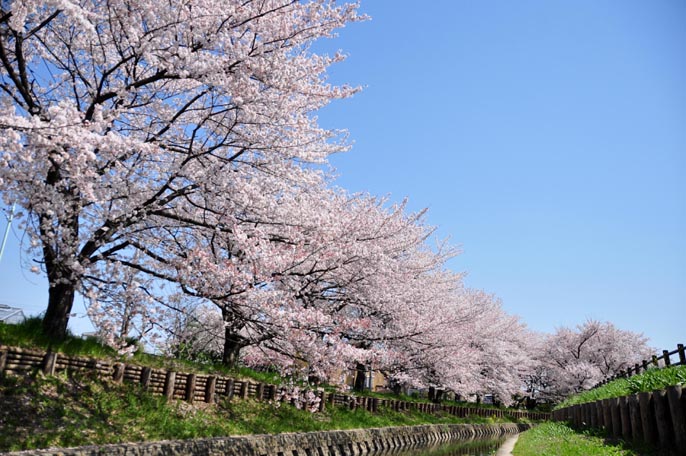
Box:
[429,387,444,403]
[221,307,246,368]
[39,156,81,341]
[42,281,76,340]
[222,329,244,368]
[353,362,368,391]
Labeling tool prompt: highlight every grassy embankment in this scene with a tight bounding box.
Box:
[555,364,686,409]
[512,421,658,456]
[514,364,686,456]
[0,319,529,452]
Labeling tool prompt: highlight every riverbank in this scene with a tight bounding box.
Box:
[0,371,531,452]
[1,320,544,453]
[512,422,668,456]
[3,423,532,456]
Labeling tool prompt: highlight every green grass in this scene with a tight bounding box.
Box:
[556,365,686,409]
[512,422,660,456]
[0,317,118,358]
[0,319,545,417]
[0,319,283,384]
[0,371,507,452]
[0,318,533,452]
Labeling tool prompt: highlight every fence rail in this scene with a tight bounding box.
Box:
[593,343,685,389]
[0,345,549,421]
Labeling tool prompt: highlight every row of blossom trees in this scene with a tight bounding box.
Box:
[526,320,654,402]
[0,0,652,405]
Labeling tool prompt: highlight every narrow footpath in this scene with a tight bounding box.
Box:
[495,434,519,456]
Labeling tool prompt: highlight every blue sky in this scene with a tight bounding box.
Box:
[1,1,684,351]
[316,0,685,350]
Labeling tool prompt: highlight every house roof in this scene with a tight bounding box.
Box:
[0,304,25,322]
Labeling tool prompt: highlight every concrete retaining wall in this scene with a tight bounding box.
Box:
[7,423,533,456]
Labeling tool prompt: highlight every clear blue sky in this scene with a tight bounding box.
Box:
[1,1,684,351]
[316,0,685,350]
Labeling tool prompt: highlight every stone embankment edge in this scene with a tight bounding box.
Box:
[5,423,533,456]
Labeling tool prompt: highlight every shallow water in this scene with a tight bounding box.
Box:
[391,437,506,456]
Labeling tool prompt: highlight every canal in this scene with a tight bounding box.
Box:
[392,436,508,456]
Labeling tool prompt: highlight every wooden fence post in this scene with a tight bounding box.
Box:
[185,373,197,404]
[610,398,622,437]
[619,396,632,440]
[140,366,152,390]
[205,376,217,404]
[112,363,125,383]
[589,402,597,428]
[255,382,264,401]
[628,394,642,443]
[577,403,584,426]
[0,347,7,374]
[568,404,579,427]
[638,391,657,446]
[666,386,686,452]
[653,389,672,448]
[225,379,234,400]
[678,344,686,366]
[595,401,605,430]
[42,351,58,376]
[663,350,671,367]
[163,371,176,402]
[240,381,248,400]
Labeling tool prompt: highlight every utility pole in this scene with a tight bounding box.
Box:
[0,203,16,264]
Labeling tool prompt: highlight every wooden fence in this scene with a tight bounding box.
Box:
[0,345,549,421]
[552,385,686,454]
[594,343,686,389]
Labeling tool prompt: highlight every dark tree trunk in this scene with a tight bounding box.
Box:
[38,163,80,341]
[353,362,367,391]
[389,378,403,395]
[222,329,244,368]
[42,281,76,340]
[221,307,246,368]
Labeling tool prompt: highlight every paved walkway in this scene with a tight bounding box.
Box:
[494,434,519,456]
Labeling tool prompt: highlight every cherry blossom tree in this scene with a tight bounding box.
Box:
[159,181,462,377]
[0,0,364,339]
[84,259,161,354]
[459,291,535,405]
[538,320,653,400]
[377,288,536,406]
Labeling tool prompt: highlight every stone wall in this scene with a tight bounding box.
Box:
[8,423,533,456]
